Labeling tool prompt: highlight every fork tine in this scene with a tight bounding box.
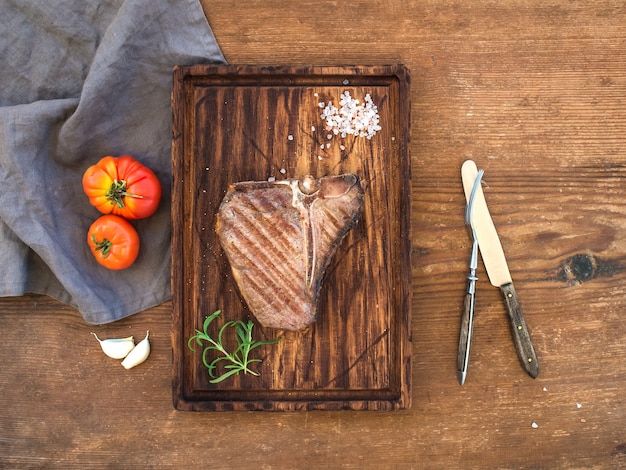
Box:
[465,170,484,225]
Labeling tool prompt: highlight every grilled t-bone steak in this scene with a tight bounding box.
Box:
[215,174,364,331]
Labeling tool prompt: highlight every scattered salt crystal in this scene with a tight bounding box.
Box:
[343,79,349,85]
[205,167,209,170]
[391,136,396,142]
[287,135,293,141]
[580,418,586,423]
[279,168,286,174]
[268,176,276,182]
[314,92,318,97]
[577,403,582,408]
[339,145,346,151]
[318,90,381,141]
[543,387,548,392]
[311,126,316,132]
[531,422,539,429]
[320,144,324,149]
[327,134,333,140]
[326,143,331,148]
[317,155,323,160]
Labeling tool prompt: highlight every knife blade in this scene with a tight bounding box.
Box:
[461,160,539,379]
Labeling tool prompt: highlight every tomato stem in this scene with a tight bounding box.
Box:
[106,179,144,208]
[92,234,112,258]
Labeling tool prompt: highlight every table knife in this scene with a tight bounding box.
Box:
[461,160,539,379]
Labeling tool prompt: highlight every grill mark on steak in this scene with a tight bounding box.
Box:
[216,174,364,331]
[226,219,302,301]
[306,198,352,288]
[238,269,310,330]
[222,203,310,326]
[228,205,301,281]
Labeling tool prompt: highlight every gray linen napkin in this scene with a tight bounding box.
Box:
[0,0,226,323]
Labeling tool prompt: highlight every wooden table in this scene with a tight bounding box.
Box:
[2,1,626,467]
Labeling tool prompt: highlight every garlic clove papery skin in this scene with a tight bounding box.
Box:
[121,330,150,369]
[91,333,135,359]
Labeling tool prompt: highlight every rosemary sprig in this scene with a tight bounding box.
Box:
[187,310,281,383]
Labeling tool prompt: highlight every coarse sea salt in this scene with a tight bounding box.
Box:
[319,91,381,140]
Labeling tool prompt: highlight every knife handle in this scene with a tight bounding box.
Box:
[457,291,475,385]
[500,282,539,378]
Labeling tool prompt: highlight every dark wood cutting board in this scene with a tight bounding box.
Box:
[171,64,411,411]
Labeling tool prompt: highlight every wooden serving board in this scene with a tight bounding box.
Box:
[171,65,411,411]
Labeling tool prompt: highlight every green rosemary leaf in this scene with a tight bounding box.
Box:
[209,368,245,384]
[187,309,282,383]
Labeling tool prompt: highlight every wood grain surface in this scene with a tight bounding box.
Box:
[171,65,411,411]
[3,0,626,468]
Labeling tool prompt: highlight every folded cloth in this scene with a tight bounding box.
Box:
[0,0,226,323]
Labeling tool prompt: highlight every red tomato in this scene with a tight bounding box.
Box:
[87,215,140,270]
[82,155,162,219]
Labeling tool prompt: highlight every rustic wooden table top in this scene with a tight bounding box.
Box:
[2,1,626,468]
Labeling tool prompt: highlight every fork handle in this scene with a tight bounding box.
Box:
[457,277,476,385]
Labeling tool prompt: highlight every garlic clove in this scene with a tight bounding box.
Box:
[91,332,135,359]
[121,330,150,369]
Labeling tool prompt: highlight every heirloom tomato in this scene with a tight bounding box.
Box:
[82,155,162,219]
[88,215,140,270]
